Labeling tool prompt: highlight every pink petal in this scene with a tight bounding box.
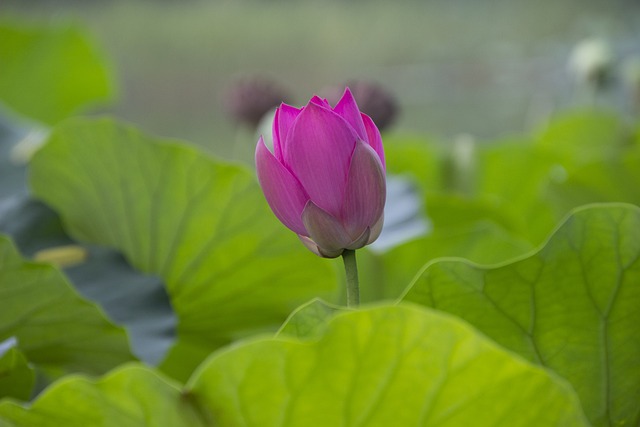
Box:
[273,103,302,162]
[297,235,322,257]
[362,113,386,170]
[301,201,350,255]
[284,102,358,217]
[309,95,332,109]
[333,88,367,141]
[298,235,343,258]
[341,140,386,239]
[346,227,371,250]
[256,137,309,235]
[367,214,384,244]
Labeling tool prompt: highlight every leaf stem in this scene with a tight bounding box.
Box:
[342,249,360,307]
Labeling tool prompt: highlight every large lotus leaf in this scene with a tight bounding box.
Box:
[403,203,640,426]
[0,364,205,427]
[0,235,134,377]
[29,118,337,381]
[189,304,588,427]
[0,20,112,125]
[276,298,342,339]
[0,342,34,401]
[0,306,588,426]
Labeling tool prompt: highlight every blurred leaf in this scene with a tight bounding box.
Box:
[0,364,205,427]
[403,203,640,426]
[384,134,443,193]
[477,142,559,242]
[0,235,135,377]
[0,20,113,124]
[536,110,631,166]
[0,343,34,401]
[547,147,640,213]
[425,193,518,232]
[29,118,337,381]
[189,304,588,427]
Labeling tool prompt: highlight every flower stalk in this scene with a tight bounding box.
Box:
[341,249,359,307]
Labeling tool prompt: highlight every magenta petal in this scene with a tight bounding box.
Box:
[284,102,358,217]
[341,140,386,238]
[333,88,367,141]
[301,201,350,255]
[274,103,302,161]
[362,113,386,170]
[309,95,332,109]
[256,137,309,235]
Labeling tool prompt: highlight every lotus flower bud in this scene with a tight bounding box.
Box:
[323,81,399,131]
[255,88,386,258]
[223,77,290,129]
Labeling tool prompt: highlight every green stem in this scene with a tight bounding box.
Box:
[342,249,360,307]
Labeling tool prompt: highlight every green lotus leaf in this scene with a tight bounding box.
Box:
[0,344,34,401]
[403,203,640,426]
[0,235,134,378]
[189,304,588,427]
[29,118,337,381]
[0,364,204,427]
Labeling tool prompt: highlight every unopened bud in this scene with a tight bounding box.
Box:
[223,77,290,129]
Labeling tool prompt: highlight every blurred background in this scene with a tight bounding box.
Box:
[1,0,640,159]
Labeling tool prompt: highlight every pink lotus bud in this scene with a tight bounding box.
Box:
[256,88,386,258]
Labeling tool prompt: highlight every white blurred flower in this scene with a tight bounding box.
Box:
[568,38,615,87]
[10,127,49,165]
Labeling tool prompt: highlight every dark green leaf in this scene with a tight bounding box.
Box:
[0,343,34,401]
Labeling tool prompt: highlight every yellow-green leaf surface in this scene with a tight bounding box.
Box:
[0,364,204,427]
[29,118,337,381]
[0,305,588,427]
[189,304,588,427]
[276,298,342,339]
[0,21,112,124]
[403,203,640,426]
[0,236,134,377]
